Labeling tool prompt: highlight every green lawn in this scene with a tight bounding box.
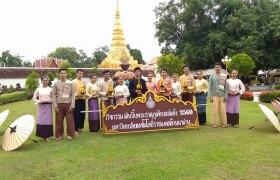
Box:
[0,100,279,180]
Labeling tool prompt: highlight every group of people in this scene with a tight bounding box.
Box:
[32,63,245,141]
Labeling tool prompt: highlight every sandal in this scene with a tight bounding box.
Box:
[56,137,62,141]
[212,125,218,128]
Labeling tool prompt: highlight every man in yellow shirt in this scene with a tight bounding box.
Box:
[72,69,86,134]
[179,65,196,103]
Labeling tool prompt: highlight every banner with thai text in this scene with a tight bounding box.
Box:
[102,91,198,134]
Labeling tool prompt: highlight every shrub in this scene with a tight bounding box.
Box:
[0,91,28,105]
[259,91,280,103]
[8,85,15,93]
[241,91,253,101]
[274,80,280,90]
[25,71,40,96]
[46,72,55,87]
[1,85,8,94]
[274,85,280,90]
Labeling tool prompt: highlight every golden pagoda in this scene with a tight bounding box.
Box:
[98,0,141,69]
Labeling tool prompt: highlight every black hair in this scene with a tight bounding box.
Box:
[133,67,141,72]
[183,64,189,69]
[58,68,67,73]
[103,70,110,74]
[76,69,84,73]
[89,74,97,79]
[41,76,49,81]
[148,72,154,76]
[160,68,167,73]
[214,62,222,67]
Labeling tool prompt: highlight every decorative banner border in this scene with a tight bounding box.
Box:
[102,91,198,135]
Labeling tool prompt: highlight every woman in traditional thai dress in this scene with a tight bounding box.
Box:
[32,76,53,141]
[86,74,100,132]
[146,72,157,93]
[170,73,181,101]
[114,76,130,105]
[226,70,245,127]
[195,70,209,125]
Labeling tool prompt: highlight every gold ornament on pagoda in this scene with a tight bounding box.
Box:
[98,0,142,69]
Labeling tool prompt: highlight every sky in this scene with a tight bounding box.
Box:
[0,0,167,63]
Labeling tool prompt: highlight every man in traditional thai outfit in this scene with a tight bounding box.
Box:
[156,69,172,100]
[52,68,75,140]
[208,62,228,128]
[98,70,113,109]
[129,67,147,101]
[72,69,86,134]
[179,65,196,103]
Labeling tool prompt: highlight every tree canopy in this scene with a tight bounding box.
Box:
[154,0,280,70]
[157,54,185,76]
[127,44,146,65]
[48,47,83,68]
[228,53,256,77]
[48,46,109,68]
[0,50,32,67]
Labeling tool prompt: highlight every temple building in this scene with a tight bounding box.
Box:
[35,58,66,68]
[98,0,141,69]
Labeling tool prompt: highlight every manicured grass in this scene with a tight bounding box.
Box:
[0,100,279,180]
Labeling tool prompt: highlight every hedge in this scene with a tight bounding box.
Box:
[259,91,280,103]
[0,91,28,105]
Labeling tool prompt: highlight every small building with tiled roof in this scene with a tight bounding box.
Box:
[143,57,159,73]
[35,58,66,68]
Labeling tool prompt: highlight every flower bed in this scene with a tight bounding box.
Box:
[259,91,280,103]
[241,91,254,101]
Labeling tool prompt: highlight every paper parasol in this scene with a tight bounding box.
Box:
[259,104,280,132]
[0,110,9,127]
[272,101,280,113]
[2,115,35,151]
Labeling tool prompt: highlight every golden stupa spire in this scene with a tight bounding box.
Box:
[112,0,126,47]
[98,0,141,69]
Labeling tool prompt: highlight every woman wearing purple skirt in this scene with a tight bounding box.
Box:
[226,70,245,127]
[86,74,100,132]
[32,76,53,141]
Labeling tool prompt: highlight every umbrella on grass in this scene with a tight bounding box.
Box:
[249,104,280,132]
[2,115,37,151]
[0,110,9,127]
[272,101,280,114]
